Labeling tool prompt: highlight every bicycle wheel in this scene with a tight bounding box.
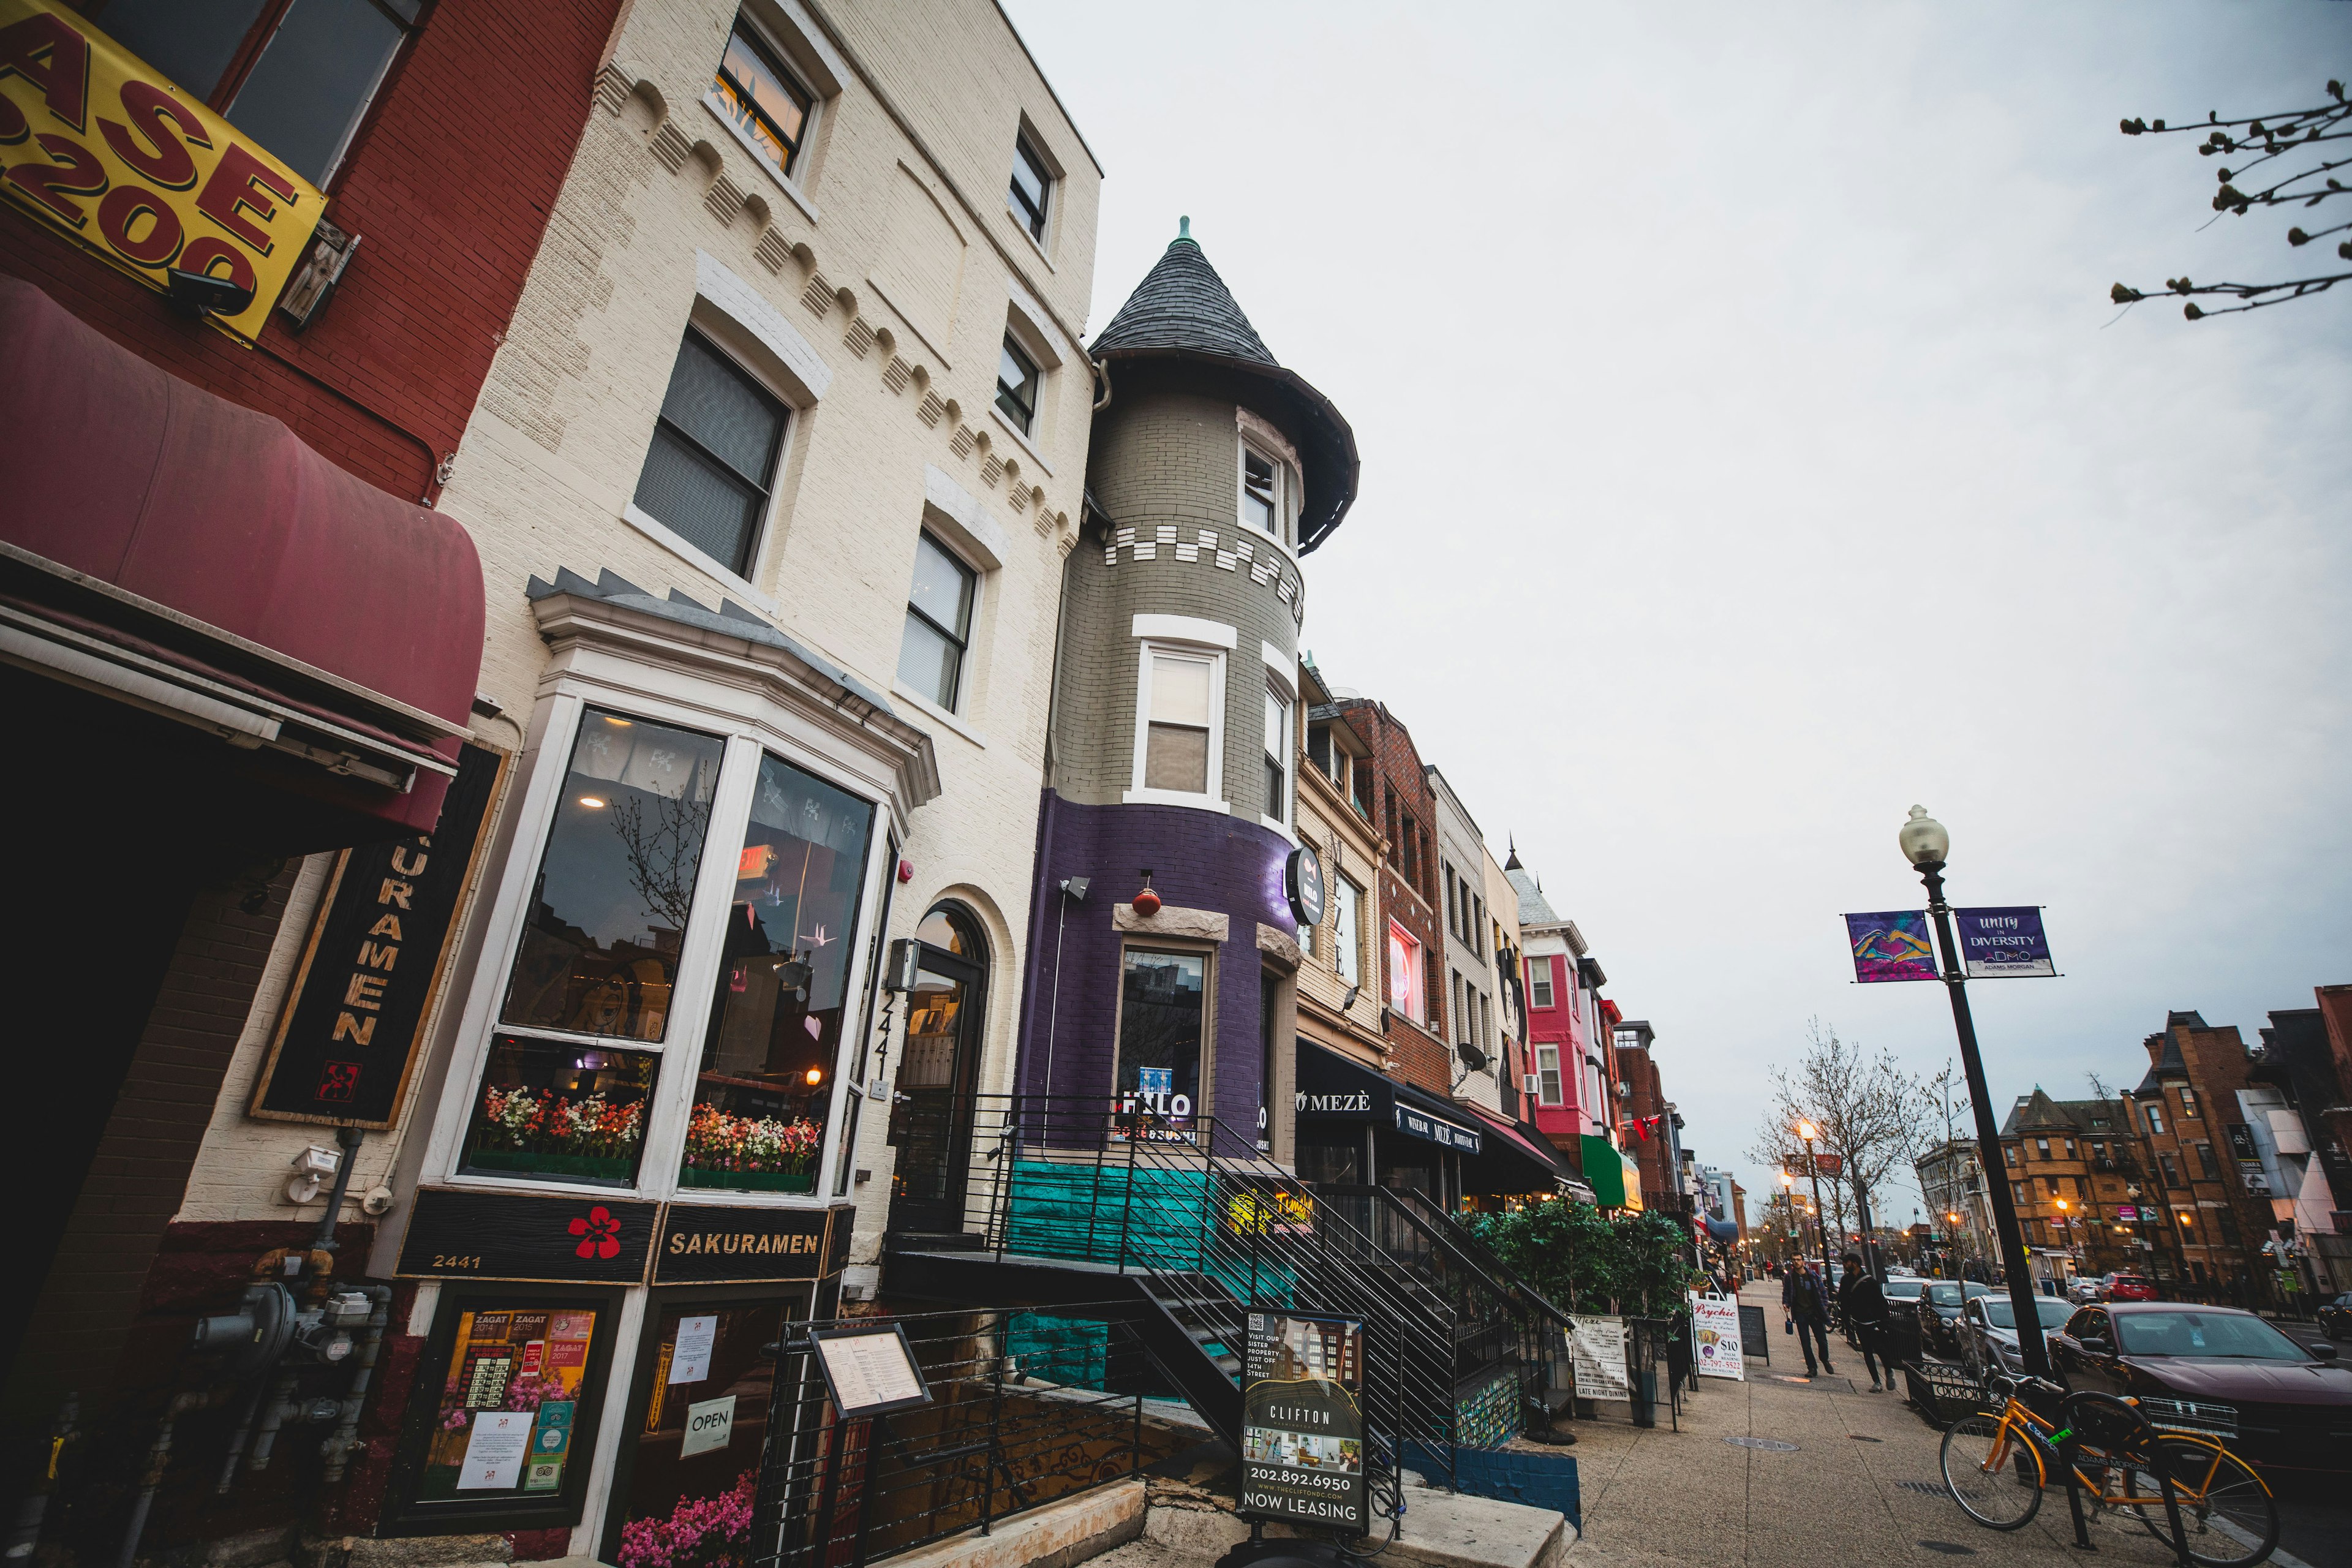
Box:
[1940,1413,2043,1529]
[2126,1436,2277,1568]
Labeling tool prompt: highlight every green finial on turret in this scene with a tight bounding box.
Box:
[1172,215,1193,247]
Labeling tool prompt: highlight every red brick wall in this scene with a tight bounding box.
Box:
[1333,699,1450,1097]
[2,0,621,503]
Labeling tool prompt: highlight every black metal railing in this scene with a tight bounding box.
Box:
[745,1303,1181,1568]
[890,1095,1467,1488]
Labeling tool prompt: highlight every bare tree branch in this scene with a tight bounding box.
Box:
[2112,78,2352,318]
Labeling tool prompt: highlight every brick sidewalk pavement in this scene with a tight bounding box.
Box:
[1553,1281,2245,1567]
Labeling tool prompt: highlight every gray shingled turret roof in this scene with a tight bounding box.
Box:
[2134,1028,2190,1096]
[1091,225,1276,364]
[1089,219,1359,552]
[1508,866,1559,927]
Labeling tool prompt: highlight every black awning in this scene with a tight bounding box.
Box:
[1295,1040,1482,1153]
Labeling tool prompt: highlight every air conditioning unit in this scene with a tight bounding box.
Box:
[1523,1074,1542,1096]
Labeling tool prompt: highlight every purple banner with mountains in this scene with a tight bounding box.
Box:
[1844,910,1937,982]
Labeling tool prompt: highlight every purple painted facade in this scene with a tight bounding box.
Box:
[1016,791,1298,1131]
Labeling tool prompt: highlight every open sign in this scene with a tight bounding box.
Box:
[680,1394,736,1458]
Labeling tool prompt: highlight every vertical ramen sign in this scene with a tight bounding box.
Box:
[0,0,323,342]
[1239,1310,1367,1534]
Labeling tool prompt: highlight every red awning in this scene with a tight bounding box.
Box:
[0,277,482,833]
[1464,1102,1571,1182]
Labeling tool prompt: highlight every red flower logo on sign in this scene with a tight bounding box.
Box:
[569,1205,622,1260]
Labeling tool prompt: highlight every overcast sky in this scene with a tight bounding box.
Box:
[1004,1,2352,1221]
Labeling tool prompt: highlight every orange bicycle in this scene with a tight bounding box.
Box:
[1938,1374,2277,1567]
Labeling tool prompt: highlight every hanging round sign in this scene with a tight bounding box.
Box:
[1285,843,1325,929]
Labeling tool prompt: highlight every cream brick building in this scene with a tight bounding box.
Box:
[161,0,1101,1551]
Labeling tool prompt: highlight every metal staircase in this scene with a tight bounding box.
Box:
[883,1096,1553,1483]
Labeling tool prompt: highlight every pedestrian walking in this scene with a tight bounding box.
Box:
[1782,1261,1835,1376]
[1839,1251,1891,1392]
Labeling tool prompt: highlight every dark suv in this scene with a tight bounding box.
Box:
[1918,1279,1991,1359]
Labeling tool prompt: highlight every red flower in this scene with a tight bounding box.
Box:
[570,1205,622,1259]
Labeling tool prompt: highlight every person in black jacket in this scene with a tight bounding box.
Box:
[1782,1262,1834,1376]
[1839,1251,1890,1392]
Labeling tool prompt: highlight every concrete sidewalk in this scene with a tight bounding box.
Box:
[1556,1281,2250,1567]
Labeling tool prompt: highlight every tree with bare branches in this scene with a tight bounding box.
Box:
[2111,78,2351,318]
[1747,1020,1939,1264]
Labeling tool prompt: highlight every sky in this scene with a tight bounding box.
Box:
[1001,0,2352,1222]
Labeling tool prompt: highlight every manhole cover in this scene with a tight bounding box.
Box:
[1917,1544,1976,1557]
[1895,1480,1948,1496]
[1848,1434,1883,1442]
[1722,1436,1798,1451]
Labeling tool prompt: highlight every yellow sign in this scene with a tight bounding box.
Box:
[0,0,322,342]
[1228,1188,1314,1237]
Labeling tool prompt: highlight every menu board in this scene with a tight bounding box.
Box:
[811,1324,932,1417]
[418,1305,599,1503]
[1238,1310,1366,1534]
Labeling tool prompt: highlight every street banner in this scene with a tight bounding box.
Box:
[1570,1314,1630,1401]
[1843,911,1937,983]
[1239,1310,1366,1534]
[1953,907,2056,978]
[1689,1293,1744,1381]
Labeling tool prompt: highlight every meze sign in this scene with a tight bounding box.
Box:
[0,0,323,342]
[1240,1310,1367,1534]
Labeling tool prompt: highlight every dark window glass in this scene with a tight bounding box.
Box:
[714,21,812,176]
[684,753,874,1192]
[2114,1310,2309,1360]
[1262,687,1287,821]
[608,1301,785,1547]
[896,532,975,710]
[2160,1153,2184,1187]
[460,1035,658,1186]
[1009,133,1050,239]
[225,0,410,184]
[500,709,725,1041]
[995,336,1038,434]
[415,1298,606,1504]
[633,333,787,576]
[1115,949,1205,1138]
[86,0,270,100]
[2193,1142,2218,1179]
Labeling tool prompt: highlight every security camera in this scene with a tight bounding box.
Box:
[361,1186,396,1217]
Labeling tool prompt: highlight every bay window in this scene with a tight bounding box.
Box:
[1526,957,1554,1011]
[1535,1043,1562,1106]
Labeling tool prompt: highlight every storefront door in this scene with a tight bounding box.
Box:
[600,1289,807,1564]
[887,907,987,1235]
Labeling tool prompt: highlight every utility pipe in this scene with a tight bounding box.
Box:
[118,1391,213,1568]
[319,1286,391,1483]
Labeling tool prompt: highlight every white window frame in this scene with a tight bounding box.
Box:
[411,691,896,1215]
[1333,877,1362,987]
[1126,622,1231,810]
[698,2,837,224]
[1535,1043,1564,1106]
[1238,435,1289,546]
[1527,957,1555,1011]
[895,528,981,715]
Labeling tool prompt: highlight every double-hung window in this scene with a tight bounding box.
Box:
[1388,920,1423,1025]
[96,0,421,186]
[1263,685,1291,826]
[1135,647,1220,799]
[1241,443,1281,538]
[897,532,976,710]
[1535,1043,1563,1106]
[1527,957,1554,1011]
[996,335,1040,435]
[714,18,815,179]
[2147,1105,2165,1136]
[632,330,788,578]
[1009,131,1052,240]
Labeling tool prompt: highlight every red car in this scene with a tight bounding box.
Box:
[2106,1273,2158,1302]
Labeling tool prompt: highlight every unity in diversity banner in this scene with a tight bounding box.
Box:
[1953,907,2056,978]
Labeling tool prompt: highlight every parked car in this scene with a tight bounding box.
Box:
[2106,1273,2158,1302]
[1918,1279,1993,1359]
[1877,1275,1929,1362]
[2067,1275,2105,1305]
[2049,1303,2352,1479]
[1959,1292,2076,1378]
[2317,1293,2352,1342]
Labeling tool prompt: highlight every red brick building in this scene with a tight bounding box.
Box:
[2128,1012,2269,1294]
[2,0,618,1553]
[1330,696,1449,1094]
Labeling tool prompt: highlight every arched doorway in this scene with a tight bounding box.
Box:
[887,903,988,1235]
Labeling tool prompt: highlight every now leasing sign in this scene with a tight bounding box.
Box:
[0,0,323,341]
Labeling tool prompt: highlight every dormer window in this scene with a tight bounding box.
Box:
[715,20,814,179]
[1009,132,1052,241]
[1242,444,1280,537]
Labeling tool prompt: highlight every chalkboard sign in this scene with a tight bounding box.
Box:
[1738,1303,1769,1365]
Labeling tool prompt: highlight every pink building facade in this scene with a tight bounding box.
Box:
[1508,854,1626,1196]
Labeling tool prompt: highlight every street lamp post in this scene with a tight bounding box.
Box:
[1901,807,2052,1377]
[1798,1121,1834,1286]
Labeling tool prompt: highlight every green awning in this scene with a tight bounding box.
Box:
[1581,1136,1626,1207]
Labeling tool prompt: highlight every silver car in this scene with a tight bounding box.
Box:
[1960,1292,2077,1376]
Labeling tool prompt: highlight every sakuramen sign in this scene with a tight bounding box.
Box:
[0,0,324,341]
[1239,1310,1368,1534]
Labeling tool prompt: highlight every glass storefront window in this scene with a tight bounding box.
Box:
[417,1302,605,1504]
[1115,949,1205,1140]
[459,1035,658,1186]
[680,754,875,1192]
[502,710,725,1041]
[607,1300,788,1566]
